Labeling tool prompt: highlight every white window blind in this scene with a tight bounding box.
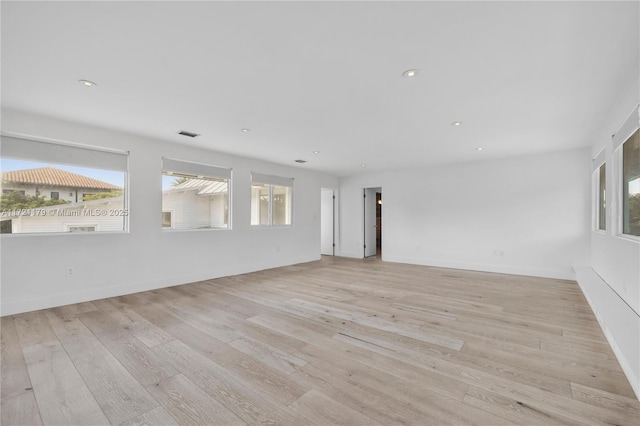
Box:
[251,172,293,187]
[592,148,606,172]
[163,158,231,179]
[612,105,639,151]
[1,136,128,171]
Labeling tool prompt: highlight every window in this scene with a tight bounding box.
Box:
[251,173,293,226]
[622,129,639,236]
[162,211,173,229]
[162,158,231,230]
[2,189,25,195]
[598,163,606,230]
[68,225,97,232]
[0,136,128,234]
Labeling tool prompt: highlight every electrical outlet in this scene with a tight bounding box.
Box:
[493,250,504,257]
[65,266,74,277]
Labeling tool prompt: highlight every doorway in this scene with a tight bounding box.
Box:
[363,187,381,258]
[320,188,335,255]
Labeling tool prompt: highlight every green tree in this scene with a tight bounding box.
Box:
[629,193,640,236]
[171,177,191,187]
[83,190,123,201]
[0,191,69,210]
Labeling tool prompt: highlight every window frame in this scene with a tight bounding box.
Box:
[0,135,129,236]
[611,106,640,241]
[162,210,173,229]
[161,157,232,232]
[592,148,607,233]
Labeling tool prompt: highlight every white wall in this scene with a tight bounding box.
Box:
[581,71,640,399]
[339,149,591,280]
[0,110,338,315]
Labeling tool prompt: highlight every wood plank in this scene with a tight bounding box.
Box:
[284,298,465,350]
[12,311,58,348]
[118,405,179,426]
[289,389,380,426]
[132,303,245,366]
[328,322,634,426]
[225,355,309,406]
[463,385,580,425]
[78,310,179,387]
[571,382,640,416]
[291,362,429,425]
[152,340,302,424]
[0,391,43,426]
[145,374,244,425]
[1,317,33,401]
[294,341,509,426]
[21,341,110,425]
[228,335,307,375]
[44,311,159,425]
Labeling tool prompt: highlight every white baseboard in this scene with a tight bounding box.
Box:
[381,255,575,280]
[0,254,320,316]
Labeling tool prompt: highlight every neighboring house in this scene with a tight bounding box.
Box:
[2,196,125,234]
[1,167,120,202]
[1,167,123,234]
[162,178,228,229]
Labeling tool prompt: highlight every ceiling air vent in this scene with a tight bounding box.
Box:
[177,130,201,138]
[294,159,307,164]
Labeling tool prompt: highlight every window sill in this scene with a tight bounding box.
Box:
[162,227,231,232]
[615,233,640,243]
[0,230,129,237]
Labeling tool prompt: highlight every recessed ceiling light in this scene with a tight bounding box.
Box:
[476,147,483,151]
[451,121,462,126]
[78,79,97,87]
[313,151,320,154]
[241,128,251,133]
[402,69,418,78]
[361,164,367,168]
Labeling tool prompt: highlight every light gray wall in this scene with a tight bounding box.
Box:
[0,110,338,315]
[339,149,591,280]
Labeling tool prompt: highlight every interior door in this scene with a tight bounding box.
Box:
[364,188,377,257]
[321,189,334,255]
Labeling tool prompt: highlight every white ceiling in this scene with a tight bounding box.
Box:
[2,1,638,176]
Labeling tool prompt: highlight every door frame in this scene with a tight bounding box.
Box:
[321,188,336,256]
[363,186,382,258]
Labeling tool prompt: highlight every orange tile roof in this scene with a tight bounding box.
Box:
[1,167,121,190]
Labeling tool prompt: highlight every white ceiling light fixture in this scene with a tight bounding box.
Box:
[361,164,367,168]
[241,128,251,133]
[476,147,483,151]
[78,79,97,87]
[451,121,462,126]
[313,151,320,154]
[402,69,418,78]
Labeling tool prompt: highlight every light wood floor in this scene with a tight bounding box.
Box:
[2,256,639,425]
